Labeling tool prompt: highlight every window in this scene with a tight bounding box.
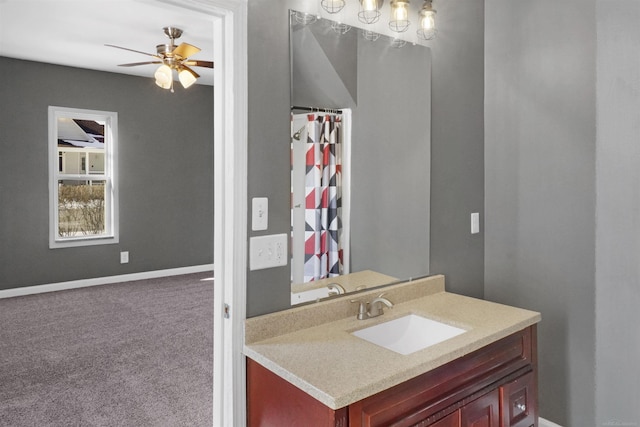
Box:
[48,106,118,248]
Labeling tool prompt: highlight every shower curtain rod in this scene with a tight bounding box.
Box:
[291,105,343,114]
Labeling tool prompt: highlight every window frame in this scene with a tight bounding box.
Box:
[48,106,119,248]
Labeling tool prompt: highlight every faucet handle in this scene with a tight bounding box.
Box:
[350,299,368,320]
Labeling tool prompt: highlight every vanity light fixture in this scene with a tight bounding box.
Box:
[295,10,319,25]
[362,29,381,41]
[316,0,439,40]
[331,21,352,34]
[321,0,346,13]
[389,0,410,32]
[390,38,407,48]
[359,0,381,24]
[417,0,437,40]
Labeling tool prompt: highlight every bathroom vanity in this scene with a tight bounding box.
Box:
[244,275,541,427]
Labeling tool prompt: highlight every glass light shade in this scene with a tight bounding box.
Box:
[389,0,410,32]
[359,0,381,24]
[321,0,345,13]
[179,69,197,88]
[154,64,172,89]
[417,2,437,40]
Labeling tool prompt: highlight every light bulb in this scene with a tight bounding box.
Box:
[359,0,381,24]
[362,0,377,11]
[393,3,408,20]
[154,64,172,89]
[179,69,197,88]
[417,1,437,40]
[389,0,410,33]
[420,12,435,30]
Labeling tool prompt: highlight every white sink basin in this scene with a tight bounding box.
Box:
[352,314,467,355]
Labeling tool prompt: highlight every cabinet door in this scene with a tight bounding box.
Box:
[247,359,348,427]
[429,411,461,427]
[500,372,537,427]
[460,389,500,427]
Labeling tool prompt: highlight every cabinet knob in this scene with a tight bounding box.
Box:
[515,402,527,411]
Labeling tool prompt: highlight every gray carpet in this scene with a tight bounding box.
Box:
[0,272,214,426]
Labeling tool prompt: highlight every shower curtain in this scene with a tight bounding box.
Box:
[303,113,343,282]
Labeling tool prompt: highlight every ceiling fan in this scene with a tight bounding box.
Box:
[105,26,214,92]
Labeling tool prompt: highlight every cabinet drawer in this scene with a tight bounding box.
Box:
[500,371,537,427]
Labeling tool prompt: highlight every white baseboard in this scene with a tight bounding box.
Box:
[540,417,563,427]
[0,264,214,299]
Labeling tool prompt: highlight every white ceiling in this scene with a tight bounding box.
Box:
[0,0,216,86]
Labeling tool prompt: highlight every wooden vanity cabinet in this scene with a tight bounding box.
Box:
[247,325,537,427]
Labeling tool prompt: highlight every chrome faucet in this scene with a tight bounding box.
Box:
[351,293,394,320]
[369,295,394,317]
[327,283,346,296]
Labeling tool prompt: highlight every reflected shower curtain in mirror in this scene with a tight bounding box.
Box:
[304,113,343,282]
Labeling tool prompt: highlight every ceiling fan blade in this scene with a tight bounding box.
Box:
[117,61,163,67]
[173,42,201,59]
[184,60,214,69]
[180,64,200,78]
[105,44,160,59]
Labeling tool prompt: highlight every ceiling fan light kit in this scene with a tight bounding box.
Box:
[154,64,173,89]
[106,26,213,93]
[178,68,197,88]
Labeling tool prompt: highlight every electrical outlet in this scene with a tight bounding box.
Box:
[471,213,480,234]
[249,234,287,270]
[120,251,129,264]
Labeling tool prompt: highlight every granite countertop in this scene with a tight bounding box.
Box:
[244,275,541,410]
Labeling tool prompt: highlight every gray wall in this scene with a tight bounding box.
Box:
[595,1,640,425]
[484,0,597,425]
[0,57,214,290]
[428,0,485,298]
[247,0,485,317]
[246,0,296,316]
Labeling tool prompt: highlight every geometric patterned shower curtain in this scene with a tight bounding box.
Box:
[303,113,343,282]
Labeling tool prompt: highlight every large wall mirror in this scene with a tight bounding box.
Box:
[289,10,432,304]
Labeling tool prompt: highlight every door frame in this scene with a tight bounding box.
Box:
[160,0,248,425]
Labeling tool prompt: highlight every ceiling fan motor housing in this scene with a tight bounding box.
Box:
[157,44,178,58]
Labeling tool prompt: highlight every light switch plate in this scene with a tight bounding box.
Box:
[252,197,268,231]
[250,234,287,270]
[120,251,129,264]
